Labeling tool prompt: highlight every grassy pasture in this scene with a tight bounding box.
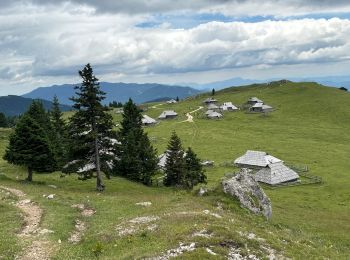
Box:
[0,81,349,259]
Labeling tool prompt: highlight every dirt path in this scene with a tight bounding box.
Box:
[181,106,203,123]
[0,186,53,260]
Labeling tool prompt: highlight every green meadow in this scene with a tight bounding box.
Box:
[0,81,349,259]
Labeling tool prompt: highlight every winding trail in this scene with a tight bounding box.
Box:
[0,186,53,260]
[181,106,203,123]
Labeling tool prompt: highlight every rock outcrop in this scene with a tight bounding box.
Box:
[222,168,272,220]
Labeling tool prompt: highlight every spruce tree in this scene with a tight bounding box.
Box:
[50,95,67,169]
[212,88,215,96]
[3,114,55,181]
[163,131,186,187]
[116,98,158,185]
[183,147,207,189]
[67,64,117,191]
[0,112,7,127]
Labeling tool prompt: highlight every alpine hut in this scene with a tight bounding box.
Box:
[234,150,282,169]
[203,97,218,104]
[207,103,219,110]
[255,162,299,185]
[220,102,239,111]
[166,99,177,104]
[249,103,273,113]
[247,97,263,105]
[158,110,178,119]
[207,111,223,119]
[142,115,157,126]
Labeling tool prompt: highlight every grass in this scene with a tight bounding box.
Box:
[0,81,349,259]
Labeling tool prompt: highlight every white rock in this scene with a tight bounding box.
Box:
[47,194,55,199]
[206,248,217,255]
[135,201,152,207]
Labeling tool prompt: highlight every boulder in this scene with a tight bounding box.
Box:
[222,168,272,220]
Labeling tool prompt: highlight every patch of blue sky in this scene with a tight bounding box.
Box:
[135,12,350,29]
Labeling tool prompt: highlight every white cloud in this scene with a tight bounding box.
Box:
[1,1,350,95]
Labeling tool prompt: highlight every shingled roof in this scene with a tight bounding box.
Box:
[142,115,157,125]
[255,162,299,185]
[234,150,282,168]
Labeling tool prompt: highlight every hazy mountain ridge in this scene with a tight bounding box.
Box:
[0,95,71,116]
[23,82,201,105]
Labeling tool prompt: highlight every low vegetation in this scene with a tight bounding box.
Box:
[0,80,349,259]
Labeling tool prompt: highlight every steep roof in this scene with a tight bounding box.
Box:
[158,110,177,119]
[205,109,214,115]
[166,99,177,104]
[255,162,299,185]
[208,103,219,109]
[221,102,238,110]
[249,97,263,103]
[203,97,218,103]
[142,115,157,124]
[234,150,282,167]
[251,102,263,108]
[207,111,222,118]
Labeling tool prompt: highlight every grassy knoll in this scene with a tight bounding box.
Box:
[0,81,349,259]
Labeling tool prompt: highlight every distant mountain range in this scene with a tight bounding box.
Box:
[0,95,71,116]
[23,82,201,106]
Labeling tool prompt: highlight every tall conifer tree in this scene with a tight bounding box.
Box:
[3,113,55,181]
[116,98,158,185]
[163,131,186,187]
[183,147,207,189]
[67,64,117,191]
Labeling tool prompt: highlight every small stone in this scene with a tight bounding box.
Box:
[48,185,57,189]
[58,239,61,244]
[198,187,208,196]
[135,201,152,207]
[47,194,55,199]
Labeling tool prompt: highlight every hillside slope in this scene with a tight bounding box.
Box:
[141,81,350,256]
[0,95,71,116]
[0,81,349,259]
[23,82,200,105]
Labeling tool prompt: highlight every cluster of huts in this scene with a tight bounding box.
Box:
[203,98,239,119]
[203,96,273,119]
[141,96,274,125]
[234,150,299,185]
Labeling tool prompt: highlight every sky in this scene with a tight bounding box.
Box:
[1,0,350,95]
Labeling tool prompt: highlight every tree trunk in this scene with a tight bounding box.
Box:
[26,167,33,182]
[95,137,104,192]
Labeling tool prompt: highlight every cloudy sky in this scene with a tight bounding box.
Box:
[1,0,350,95]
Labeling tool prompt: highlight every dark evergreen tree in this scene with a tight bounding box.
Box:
[183,147,207,189]
[3,114,55,181]
[212,88,215,96]
[50,95,67,168]
[163,131,186,187]
[176,96,179,102]
[66,64,117,191]
[115,98,158,185]
[0,112,7,127]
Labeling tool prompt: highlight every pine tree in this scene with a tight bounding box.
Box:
[0,112,7,127]
[50,95,67,169]
[176,96,179,102]
[163,131,186,187]
[116,98,158,185]
[183,147,207,189]
[3,114,55,181]
[67,64,117,191]
[212,88,215,96]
